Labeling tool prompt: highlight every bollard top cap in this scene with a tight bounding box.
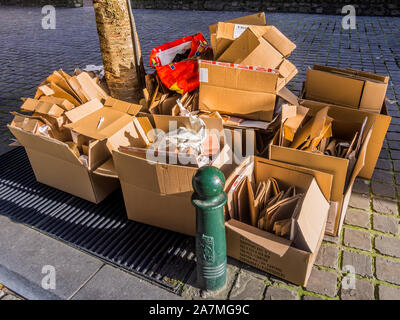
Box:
[192,166,225,199]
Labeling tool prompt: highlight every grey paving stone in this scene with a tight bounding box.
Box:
[376,257,400,286]
[394,161,400,172]
[305,268,338,298]
[0,215,103,300]
[72,265,180,300]
[373,198,399,215]
[343,228,372,251]
[344,209,370,229]
[378,284,400,300]
[375,235,400,258]
[373,214,399,234]
[341,250,373,277]
[264,286,299,300]
[372,170,393,184]
[372,181,396,198]
[340,278,375,300]
[349,193,370,210]
[314,245,338,269]
[391,150,400,160]
[229,272,266,300]
[353,178,370,194]
[376,159,392,171]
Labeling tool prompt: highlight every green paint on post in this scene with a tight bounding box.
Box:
[192,166,227,291]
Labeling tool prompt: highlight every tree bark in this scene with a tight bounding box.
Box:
[93,0,143,102]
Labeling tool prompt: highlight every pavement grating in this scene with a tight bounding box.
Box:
[0,147,196,293]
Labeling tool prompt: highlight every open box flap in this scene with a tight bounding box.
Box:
[65,107,134,141]
[209,12,266,35]
[260,26,296,57]
[277,87,299,106]
[104,97,142,116]
[75,72,108,102]
[64,98,103,123]
[7,125,83,166]
[344,122,374,194]
[293,178,329,253]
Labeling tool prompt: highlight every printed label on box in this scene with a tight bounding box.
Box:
[199,67,208,83]
[233,24,249,39]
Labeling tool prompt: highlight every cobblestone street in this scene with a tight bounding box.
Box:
[1,6,400,300]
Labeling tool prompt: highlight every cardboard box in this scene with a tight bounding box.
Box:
[209,12,267,59]
[217,26,297,88]
[198,60,298,121]
[8,97,141,203]
[269,108,373,236]
[305,65,389,113]
[299,90,391,180]
[224,157,331,286]
[112,114,234,236]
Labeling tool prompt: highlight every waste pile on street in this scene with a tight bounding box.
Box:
[7,12,392,286]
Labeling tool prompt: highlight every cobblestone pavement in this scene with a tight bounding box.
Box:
[0,6,400,300]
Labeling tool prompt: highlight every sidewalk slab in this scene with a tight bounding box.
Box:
[71,264,182,300]
[0,215,103,300]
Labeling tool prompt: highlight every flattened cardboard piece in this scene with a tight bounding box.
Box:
[39,96,75,111]
[224,156,329,286]
[50,81,80,106]
[104,97,142,116]
[299,97,391,179]
[37,85,54,97]
[47,71,82,104]
[67,76,89,104]
[132,117,152,147]
[10,114,43,134]
[65,107,134,141]
[75,72,108,102]
[282,104,309,142]
[21,99,65,118]
[64,98,104,123]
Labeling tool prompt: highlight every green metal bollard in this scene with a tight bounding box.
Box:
[192,166,227,291]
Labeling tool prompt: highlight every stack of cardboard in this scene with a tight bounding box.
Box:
[8,70,143,203]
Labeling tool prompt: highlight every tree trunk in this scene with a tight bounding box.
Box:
[93,0,143,103]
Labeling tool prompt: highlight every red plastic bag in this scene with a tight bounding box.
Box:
[150,33,209,94]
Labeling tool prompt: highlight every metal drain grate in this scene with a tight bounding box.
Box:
[0,147,196,292]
